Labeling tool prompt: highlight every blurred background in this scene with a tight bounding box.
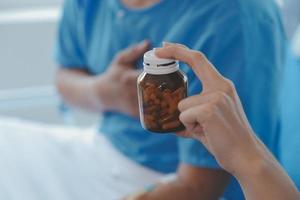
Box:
[0,0,97,126]
[0,0,299,127]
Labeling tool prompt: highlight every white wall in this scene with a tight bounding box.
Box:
[0,0,62,10]
[0,21,58,90]
[0,2,97,126]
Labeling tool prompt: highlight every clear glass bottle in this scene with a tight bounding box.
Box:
[137,49,188,133]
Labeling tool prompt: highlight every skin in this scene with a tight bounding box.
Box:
[56,40,149,116]
[56,1,230,199]
[56,40,230,200]
[121,0,161,8]
[149,43,300,200]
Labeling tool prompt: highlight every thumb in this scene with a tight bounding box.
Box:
[116,40,150,65]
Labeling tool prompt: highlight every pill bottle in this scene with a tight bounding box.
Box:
[137,49,188,133]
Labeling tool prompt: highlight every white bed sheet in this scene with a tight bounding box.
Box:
[0,117,164,200]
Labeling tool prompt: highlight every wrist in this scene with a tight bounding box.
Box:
[232,138,272,183]
[216,129,259,176]
[89,74,114,111]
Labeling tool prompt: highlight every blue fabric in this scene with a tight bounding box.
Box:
[55,0,288,199]
[279,50,300,190]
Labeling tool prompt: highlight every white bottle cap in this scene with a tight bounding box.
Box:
[143,49,179,75]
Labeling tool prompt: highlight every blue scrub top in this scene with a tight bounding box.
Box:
[279,50,300,190]
[55,0,289,199]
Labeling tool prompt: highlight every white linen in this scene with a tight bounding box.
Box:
[0,117,164,200]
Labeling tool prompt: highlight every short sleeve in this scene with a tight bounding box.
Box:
[178,138,220,168]
[54,0,86,69]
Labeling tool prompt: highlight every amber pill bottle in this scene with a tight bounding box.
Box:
[137,49,188,133]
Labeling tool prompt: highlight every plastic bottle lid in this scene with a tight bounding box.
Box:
[143,49,179,75]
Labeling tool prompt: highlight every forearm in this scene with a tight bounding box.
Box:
[141,165,230,200]
[143,179,216,200]
[55,68,111,112]
[144,178,203,200]
[234,139,300,200]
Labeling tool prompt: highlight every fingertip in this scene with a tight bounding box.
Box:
[137,40,150,50]
[178,111,185,123]
[144,39,151,47]
[154,45,176,60]
[140,39,149,45]
[154,47,166,58]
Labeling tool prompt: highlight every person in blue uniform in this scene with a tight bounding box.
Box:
[55,0,288,199]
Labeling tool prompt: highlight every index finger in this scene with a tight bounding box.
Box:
[155,44,224,89]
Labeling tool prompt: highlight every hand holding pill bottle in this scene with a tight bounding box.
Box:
[137,49,188,133]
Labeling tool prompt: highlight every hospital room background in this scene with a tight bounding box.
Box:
[0,0,299,134]
[0,0,299,199]
[0,0,99,125]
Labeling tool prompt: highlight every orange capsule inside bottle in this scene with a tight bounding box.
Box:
[137,49,188,133]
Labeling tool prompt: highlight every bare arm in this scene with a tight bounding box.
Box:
[144,164,230,200]
[155,43,300,200]
[55,68,108,112]
[126,163,230,200]
[234,140,300,200]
